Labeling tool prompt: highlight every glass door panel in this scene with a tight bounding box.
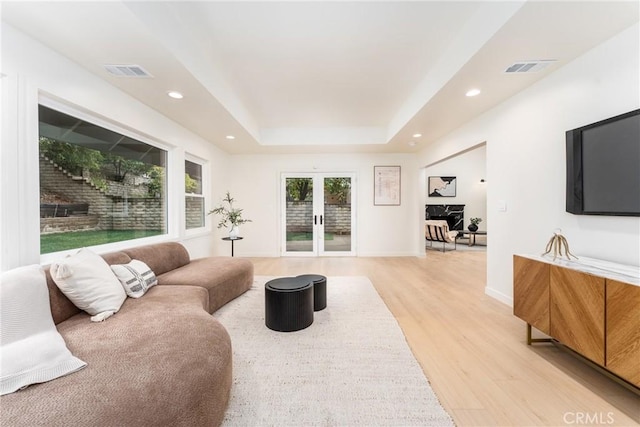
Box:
[282,173,355,256]
[284,177,315,254]
[322,177,352,253]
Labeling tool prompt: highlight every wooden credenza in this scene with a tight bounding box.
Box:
[513,254,640,389]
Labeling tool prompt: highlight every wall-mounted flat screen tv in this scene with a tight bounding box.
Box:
[566,109,640,216]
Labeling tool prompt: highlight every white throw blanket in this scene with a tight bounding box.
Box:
[1,265,86,395]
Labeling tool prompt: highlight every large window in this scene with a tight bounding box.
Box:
[39,104,167,254]
[185,159,204,229]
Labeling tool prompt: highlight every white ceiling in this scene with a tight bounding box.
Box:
[2,1,639,154]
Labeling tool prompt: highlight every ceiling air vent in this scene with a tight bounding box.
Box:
[504,60,556,74]
[103,64,153,78]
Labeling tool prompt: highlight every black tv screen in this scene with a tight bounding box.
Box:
[566,109,640,216]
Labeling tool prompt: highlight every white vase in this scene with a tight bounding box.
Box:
[229,225,240,239]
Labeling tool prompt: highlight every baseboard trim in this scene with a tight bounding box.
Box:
[240,252,424,258]
[485,286,513,307]
[357,251,422,257]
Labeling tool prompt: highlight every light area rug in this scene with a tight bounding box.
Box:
[214,276,454,426]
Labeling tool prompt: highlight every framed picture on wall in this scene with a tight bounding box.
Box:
[428,176,456,197]
[374,166,401,206]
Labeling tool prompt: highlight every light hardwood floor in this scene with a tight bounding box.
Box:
[249,251,639,426]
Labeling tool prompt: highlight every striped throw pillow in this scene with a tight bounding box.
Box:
[111,260,158,298]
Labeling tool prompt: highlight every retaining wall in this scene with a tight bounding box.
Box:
[39,155,168,232]
[286,202,351,234]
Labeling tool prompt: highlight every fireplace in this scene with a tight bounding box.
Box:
[425,204,465,231]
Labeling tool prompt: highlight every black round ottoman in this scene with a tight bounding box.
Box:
[297,274,327,311]
[265,277,314,332]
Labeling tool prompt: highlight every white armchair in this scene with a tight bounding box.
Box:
[424,220,458,252]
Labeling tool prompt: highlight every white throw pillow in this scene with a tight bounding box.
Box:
[0,264,87,395]
[50,248,126,322]
[111,260,158,298]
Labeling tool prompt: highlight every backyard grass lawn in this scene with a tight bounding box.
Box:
[286,232,333,241]
[41,229,163,254]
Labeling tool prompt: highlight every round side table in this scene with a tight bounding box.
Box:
[221,236,243,256]
[265,277,314,332]
[296,274,327,311]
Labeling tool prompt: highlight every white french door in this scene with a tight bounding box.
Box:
[281,173,356,256]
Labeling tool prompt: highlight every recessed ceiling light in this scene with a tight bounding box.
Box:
[412,133,422,138]
[408,141,417,147]
[466,89,481,97]
[167,91,183,99]
[225,135,235,140]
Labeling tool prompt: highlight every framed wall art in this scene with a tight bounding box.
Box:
[428,176,456,197]
[374,166,401,206]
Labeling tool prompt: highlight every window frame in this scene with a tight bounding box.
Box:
[38,96,176,264]
[184,154,208,233]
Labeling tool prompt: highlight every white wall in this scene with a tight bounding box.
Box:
[424,144,487,229]
[226,153,420,257]
[417,23,640,305]
[0,23,231,270]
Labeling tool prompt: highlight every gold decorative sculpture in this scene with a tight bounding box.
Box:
[542,229,578,261]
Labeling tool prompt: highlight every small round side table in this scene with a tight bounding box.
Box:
[265,277,314,332]
[296,274,327,311]
[221,236,243,257]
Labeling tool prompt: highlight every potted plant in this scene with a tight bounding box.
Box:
[468,217,482,232]
[208,191,252,238]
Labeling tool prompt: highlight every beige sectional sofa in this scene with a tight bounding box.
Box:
[0,242,253,427]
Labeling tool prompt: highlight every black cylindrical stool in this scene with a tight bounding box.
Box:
[297,274,327,311]
[265,277,314,332]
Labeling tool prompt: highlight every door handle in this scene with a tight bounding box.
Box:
[320,215,323,225]
[314,215,317,225]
